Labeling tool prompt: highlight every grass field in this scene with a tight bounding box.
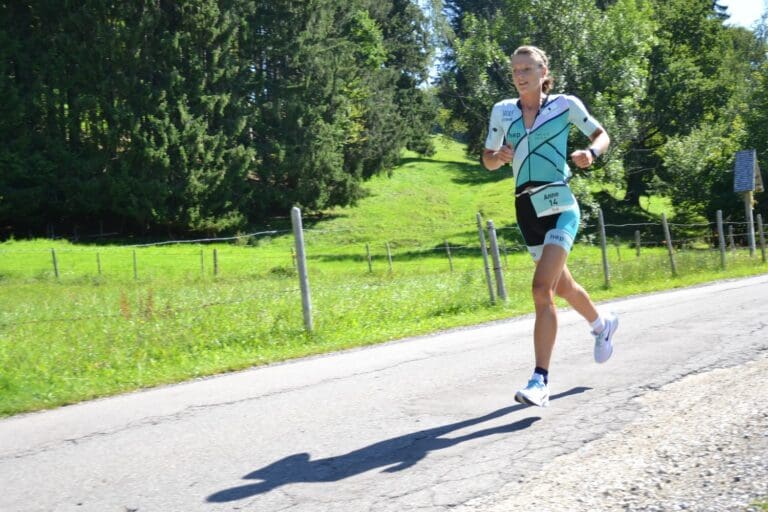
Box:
[1,136,766,416]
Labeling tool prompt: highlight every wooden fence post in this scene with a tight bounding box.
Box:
[365,243,373,273]
[96,252,102,276]
[51,248,59,279]
[757,213,766,263]
[445,240,453,272]
[291,207,313,333]
[213,248,219,276]
[476,213,496,304]
[745,191,756,257]
[717,210,726,269]
[487,220,507,301]
[386,242,393,273]
[661,213,677,277]
[598,208,610,288]
[635,230,641,258]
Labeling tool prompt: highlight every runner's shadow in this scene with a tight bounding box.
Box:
[207,386,591,503]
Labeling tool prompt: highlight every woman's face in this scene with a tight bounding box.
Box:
[511,53,547,96]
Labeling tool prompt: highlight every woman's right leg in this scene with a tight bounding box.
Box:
[554,264,599,324]
[531,244,570,371]
[514,243,568,407]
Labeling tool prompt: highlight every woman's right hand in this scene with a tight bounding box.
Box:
[494,144,515,164]
[482,144,514,171]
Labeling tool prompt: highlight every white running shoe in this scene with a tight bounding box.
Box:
[593,312,618,363]
[514,373,550,407]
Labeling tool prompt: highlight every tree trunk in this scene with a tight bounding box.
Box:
[623,169,644,207]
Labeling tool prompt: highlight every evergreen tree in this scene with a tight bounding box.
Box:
[377,0,437,156]
[241,0,383,215]
[1,1,437,234]
[242,0,435,217]
[0,2,102,231]
[109,0,254,233]
[0,1,255,234]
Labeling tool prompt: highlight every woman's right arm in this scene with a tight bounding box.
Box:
[482,145,514,171]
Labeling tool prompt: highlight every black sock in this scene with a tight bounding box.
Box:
[534,366,549,384]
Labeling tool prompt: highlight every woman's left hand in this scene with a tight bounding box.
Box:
[570,149,594,169]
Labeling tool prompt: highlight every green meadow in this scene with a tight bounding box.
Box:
[1,137,766,416]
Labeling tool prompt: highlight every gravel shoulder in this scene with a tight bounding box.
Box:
[462,354,768,512]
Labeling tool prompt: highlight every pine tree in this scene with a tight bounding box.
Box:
[0,0,436,234]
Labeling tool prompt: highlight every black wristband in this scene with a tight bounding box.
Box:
[589,147,599,160]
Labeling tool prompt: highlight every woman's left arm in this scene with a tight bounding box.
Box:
[570,127,610,169]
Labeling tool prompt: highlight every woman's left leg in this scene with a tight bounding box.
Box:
[555,264,599,324]
[554,256,618,364]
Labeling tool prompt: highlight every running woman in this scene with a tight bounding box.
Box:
[481,45,618,407]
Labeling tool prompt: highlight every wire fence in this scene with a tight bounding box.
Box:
[1,208,766,331]
[2,214,763,276]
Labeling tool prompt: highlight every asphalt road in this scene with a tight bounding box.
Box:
[2,274,767,512]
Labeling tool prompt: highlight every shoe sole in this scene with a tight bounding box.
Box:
[514,391,550,408]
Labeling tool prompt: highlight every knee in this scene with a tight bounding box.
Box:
[532,280,555,306]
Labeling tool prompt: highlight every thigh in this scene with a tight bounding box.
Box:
[533,243,569,291]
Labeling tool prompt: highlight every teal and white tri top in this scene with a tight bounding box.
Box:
[484,94,602,190]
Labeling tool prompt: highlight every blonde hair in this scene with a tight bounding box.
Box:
[511,45,554,94]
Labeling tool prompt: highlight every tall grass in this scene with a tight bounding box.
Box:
[1,137,766,416]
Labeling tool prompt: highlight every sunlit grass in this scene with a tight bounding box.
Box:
[2,240,765,416]
[1,136,766,416]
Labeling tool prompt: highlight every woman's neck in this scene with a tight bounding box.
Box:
[519,91,547,111]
